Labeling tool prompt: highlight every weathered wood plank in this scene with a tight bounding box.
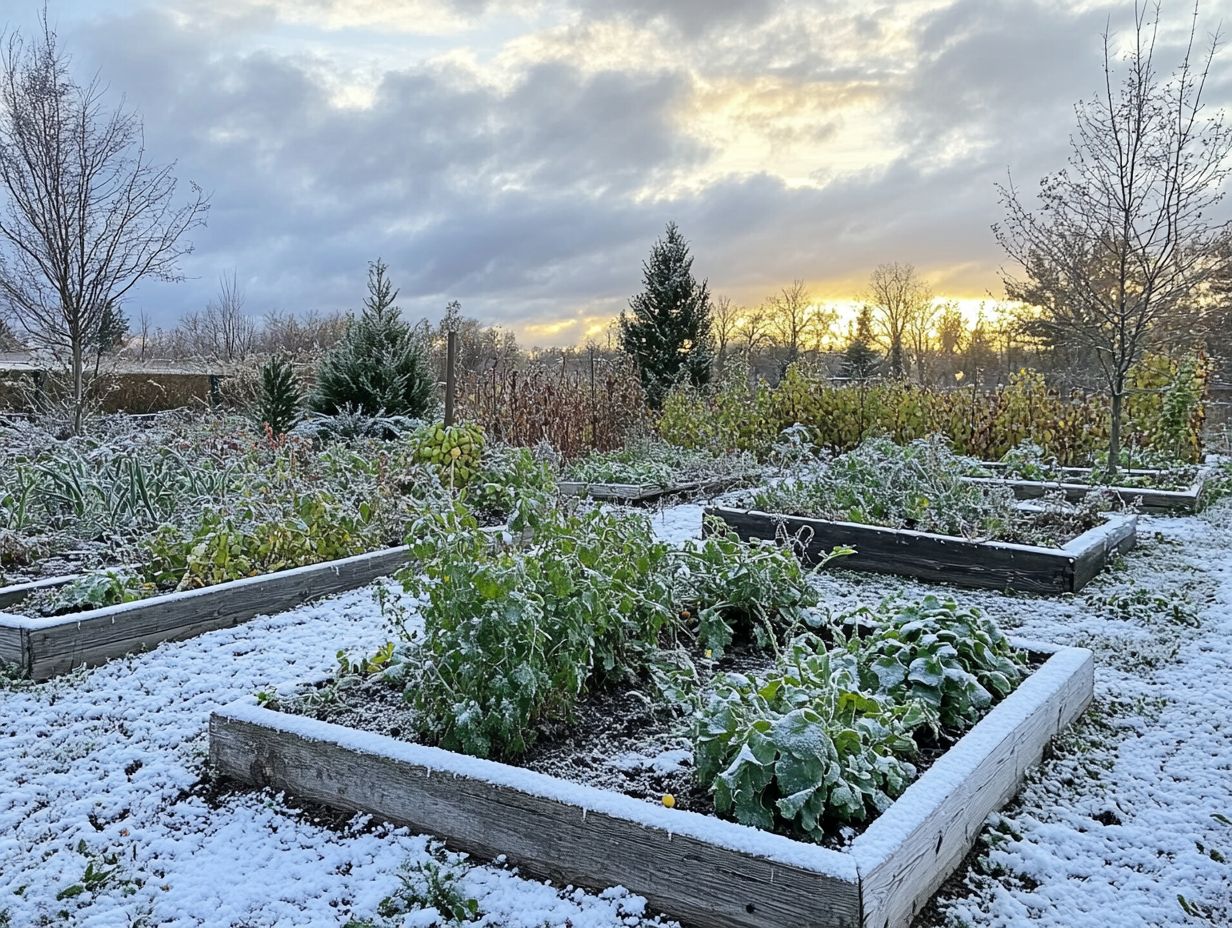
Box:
[851,646,1094,928]
[0,573,79,610]
[209,642,1093,928]
[707,508,1070,593]
[210,712,862,928]
[965,468,1208,514]
[1067,514,1138,591]
[0,616,25,667]
[707,507,1135,594]
[8,545,413,680]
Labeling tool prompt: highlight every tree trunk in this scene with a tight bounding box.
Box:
[71,338,85,436]
[1107,388,1123,478]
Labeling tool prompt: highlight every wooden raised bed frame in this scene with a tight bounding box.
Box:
[705,506,1137,594]
[964,464,1210,514]
[0,546,413,680]
[210,641,1094,928]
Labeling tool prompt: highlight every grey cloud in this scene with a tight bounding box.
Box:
[20,0,1229,343]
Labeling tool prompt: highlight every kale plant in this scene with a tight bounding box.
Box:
[694,635,928,837]
[834,595,1027,731]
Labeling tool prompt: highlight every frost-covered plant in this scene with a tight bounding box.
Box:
[676,523,843,659]
[1085,583,1200,628]
[26,569,155,617]
[347,855,481,927]
[564,439,759,487]
[833,596,1027,731]
[292,405,423,442]
[997,440,1062,481]
[398,506,676,759]
[694,635,928,837]
[459,443,558,531]
[754,435,1018,539]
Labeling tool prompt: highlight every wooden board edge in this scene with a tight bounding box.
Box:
[0,573,81,610]
[0,618,28,672]
[209,703,862,928]
[20,545,415,680]
[849,646,1094,928]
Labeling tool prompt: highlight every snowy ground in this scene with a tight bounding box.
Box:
[2,499,1230,927]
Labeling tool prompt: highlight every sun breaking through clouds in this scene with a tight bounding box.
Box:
[16,0,1231,345]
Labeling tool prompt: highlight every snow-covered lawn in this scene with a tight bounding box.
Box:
[2,500,1230,927]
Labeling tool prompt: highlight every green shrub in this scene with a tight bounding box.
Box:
[659,355,1206,465]
[254,355,302,437]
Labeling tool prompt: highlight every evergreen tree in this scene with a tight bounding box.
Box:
[619,221,713,408]
[256,355,302,437]
[843,306,882,380]
[94,302,129,356]
[311,260,434,419]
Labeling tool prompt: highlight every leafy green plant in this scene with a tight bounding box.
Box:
[27,569,155,616]
[146,490,380,590]
[1085,583,1200,627]
[835,596,1027,731]
[996,440,1062,481]
[461,443,558,529]
[694,636,928,837]
[399,506,676,759]
[676,525,826,659]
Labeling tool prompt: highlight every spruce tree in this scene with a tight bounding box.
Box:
[311,260,433,419]
[256,355,302,436]
[843,306,882,380]
[619,222,713,408]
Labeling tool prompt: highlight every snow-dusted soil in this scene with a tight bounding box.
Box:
[2,500,1230,927]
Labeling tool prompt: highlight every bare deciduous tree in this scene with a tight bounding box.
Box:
[906,295,941,384]
[710,294,740,376]
[867,262,933,378]
[995,1,1232,473]
[766,279,834,371]
[0,11,208,431]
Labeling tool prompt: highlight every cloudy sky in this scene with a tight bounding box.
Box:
[9,0,1231,345]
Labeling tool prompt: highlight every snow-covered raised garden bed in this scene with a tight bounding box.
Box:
[0,545,413,679]
[963,465,1211,514]
[209,640,1093,928]
[704,506,1138,594]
